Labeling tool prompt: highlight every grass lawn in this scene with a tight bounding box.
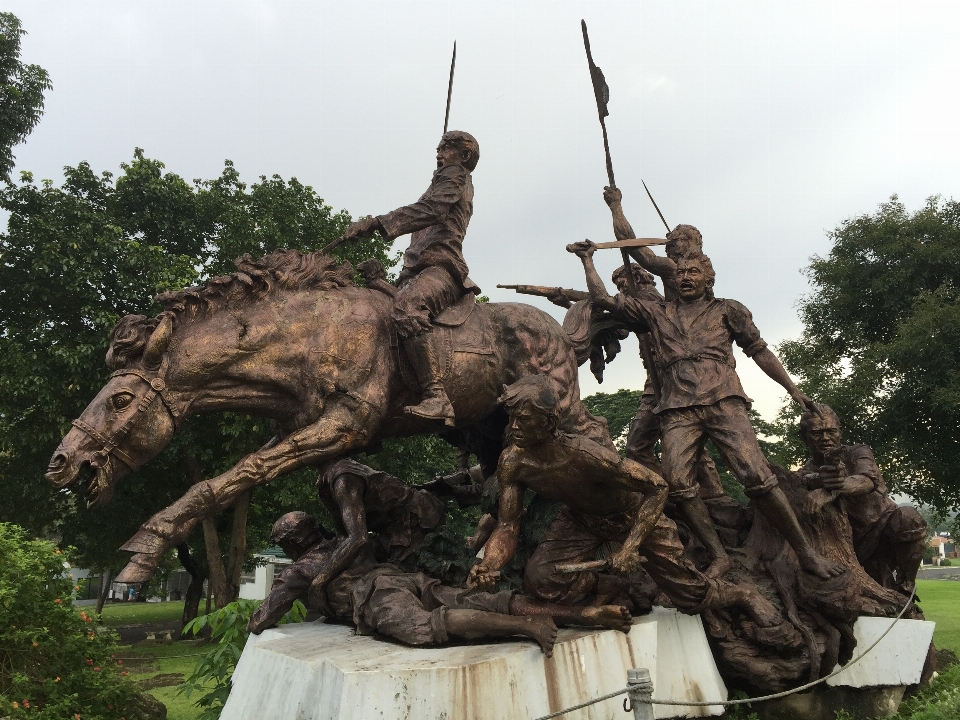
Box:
[915,580,960,652]
[95,603,208,719]
[116,641,212,720]
[91,599,202,626]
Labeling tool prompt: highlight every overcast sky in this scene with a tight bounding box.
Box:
[6,0,960,421]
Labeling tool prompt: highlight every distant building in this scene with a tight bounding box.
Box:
[928,535,957,564]
[239,546,292,601]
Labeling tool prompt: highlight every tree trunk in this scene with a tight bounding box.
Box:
[177,542,207,633]
[202,516,230,610]
[224,490,252,604]
[187,451,230,611]
[95,569,112,615]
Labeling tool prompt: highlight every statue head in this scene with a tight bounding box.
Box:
[499,375,560,447]
[271,511,325,561]
[612,263,655,294]
[799,403,842,457]
[675,254,715,301]
[438,130,479,171]
[665,224,703,261]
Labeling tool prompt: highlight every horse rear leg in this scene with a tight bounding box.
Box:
[115,404,375,583]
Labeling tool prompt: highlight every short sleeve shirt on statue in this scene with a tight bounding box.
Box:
[612,295,768,413]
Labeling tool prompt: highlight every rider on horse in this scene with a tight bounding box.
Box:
[337,131,480,427]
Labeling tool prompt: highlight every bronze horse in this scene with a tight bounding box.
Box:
[45,250,611,583]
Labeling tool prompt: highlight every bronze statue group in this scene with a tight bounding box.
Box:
[248,132,927,689]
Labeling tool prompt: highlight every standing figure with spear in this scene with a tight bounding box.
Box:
[327,44,478,427]
[577,22,844,581]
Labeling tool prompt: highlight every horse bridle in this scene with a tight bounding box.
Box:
[70,360,180,472]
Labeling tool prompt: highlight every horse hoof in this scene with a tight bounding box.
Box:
[115,553,160,584]
[120,527,168,554]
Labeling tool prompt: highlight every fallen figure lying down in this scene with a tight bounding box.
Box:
[247,511,632,656]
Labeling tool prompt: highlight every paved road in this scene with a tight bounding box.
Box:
[917,565,960,580]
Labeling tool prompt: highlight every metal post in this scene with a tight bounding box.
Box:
[626,668,654,720]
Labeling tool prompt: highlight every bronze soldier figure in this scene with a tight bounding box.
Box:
[306,458,445,606]
[798,404,926,594]
[569,241,845,581]
[467,375,782,627]
[599,188,726,499]
[248,511,633,657]
[337,131,480,426]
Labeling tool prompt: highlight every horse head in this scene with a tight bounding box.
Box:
[46,249,364,508]
[46,313,180,507]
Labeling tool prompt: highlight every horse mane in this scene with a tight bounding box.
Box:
[106,249,355,369]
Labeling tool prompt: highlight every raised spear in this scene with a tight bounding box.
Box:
[443,41,456,134]
[581,20,661,401]
[642,179,671,233]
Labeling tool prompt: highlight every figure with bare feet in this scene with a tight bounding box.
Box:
[466,375,782,628]
[569,240,845,581]
[250,512,632,657]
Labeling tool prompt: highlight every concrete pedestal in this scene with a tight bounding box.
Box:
[755,617,935,720]
[222,607,726,720]
[826,616,935,688]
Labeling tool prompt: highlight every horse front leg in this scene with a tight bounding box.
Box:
[114,403,376,583]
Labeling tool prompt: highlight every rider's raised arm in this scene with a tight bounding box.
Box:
[377,164,468,240]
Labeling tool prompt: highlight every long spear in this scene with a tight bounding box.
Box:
[642,179,671,233]
[581,20,661,401]
[443,41,457,134]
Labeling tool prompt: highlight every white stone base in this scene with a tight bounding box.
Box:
[826,617,935,688]
[222,607,726,720]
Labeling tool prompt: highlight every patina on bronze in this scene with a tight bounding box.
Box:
[568,240,845,582]
[325,131,481,427]
[247,511,634,657]
[466,374,785,629]
[795,403,926,595]
[45,249,612,584]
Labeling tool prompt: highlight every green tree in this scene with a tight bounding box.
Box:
[582,389,641,445]
[0,149,393,617]
[0,523,159,720]
[0,13,51,181]
[776,195,960,510]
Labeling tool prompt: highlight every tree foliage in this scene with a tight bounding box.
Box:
[0,149,392,582]
[0,523,153,720]
[776,195,960,510]
[0,13,51,181]
[582,389,641,445]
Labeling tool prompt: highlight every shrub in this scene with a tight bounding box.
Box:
[940,558,952,567]
[0,522,148,719]
[890,662,960,718]
[179,598,306,719]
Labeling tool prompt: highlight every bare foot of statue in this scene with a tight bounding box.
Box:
[798,551,846,579]
[521,616,559,657]
[704,554,733,579]
[580,605,633,633]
